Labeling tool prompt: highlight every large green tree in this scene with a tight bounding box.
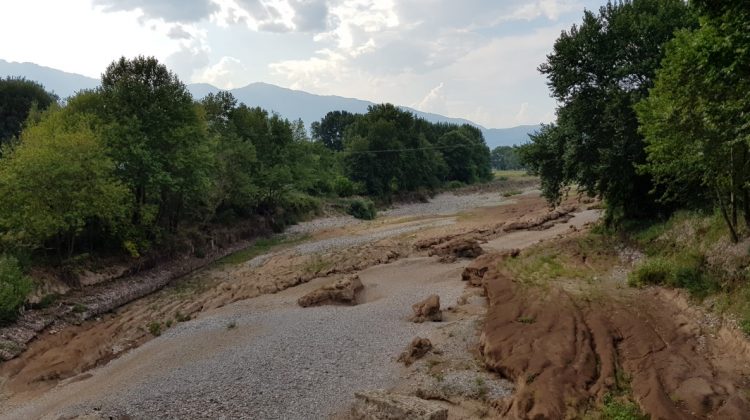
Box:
[97,56,213,234]
[311,110,356,151]
[526,0,695,223]
[637,1,750,241]
[0,109,130,258]
[0,77,57,149]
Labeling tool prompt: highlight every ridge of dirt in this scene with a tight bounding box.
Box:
[475,241,750,419]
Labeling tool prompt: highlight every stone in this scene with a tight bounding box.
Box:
[411,295,442,323]
[352,390,448,420]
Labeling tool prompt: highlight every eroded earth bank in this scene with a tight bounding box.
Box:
[1,182,749,419]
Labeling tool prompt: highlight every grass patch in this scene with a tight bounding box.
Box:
[517,316,536,324]
[503,190,523,197]
[226,320,237,330]
[494,170,528,179]
[147,321,162,336]
[599,393,648,420]
[214,235,307,267]
[175,311,190,322]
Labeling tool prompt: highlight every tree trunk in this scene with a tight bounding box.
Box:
[716,185,739,243]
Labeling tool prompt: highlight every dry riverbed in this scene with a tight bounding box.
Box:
[4,180,747,419]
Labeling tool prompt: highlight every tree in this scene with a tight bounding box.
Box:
[312,110,356,151]
[0,77,57,149]
[637,2,750,241]
[97,56,213,233]
[0,109,130,258]
[529,0,695,223]
[491,146,524,170]
[0,255,32,324]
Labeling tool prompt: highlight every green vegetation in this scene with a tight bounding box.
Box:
[0,255,32,323]
[214,236,305,267]
[347,198,377,220]
[147,321,162,336]
[599,393,648,420]
[0,56,493,318]
[520,0,697,224]
[0,77,57,150]
[491,145,524,171]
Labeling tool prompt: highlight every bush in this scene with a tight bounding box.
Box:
[628,255,716,298]
[0,255,32,324]
[446,180,465,190]
[333,176,359,197]
[628,257,672,287]
[347,198,377,220]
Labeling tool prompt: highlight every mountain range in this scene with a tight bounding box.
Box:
[0,59,539,148]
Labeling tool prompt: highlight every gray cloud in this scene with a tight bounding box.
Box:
[291,0,328,32]
[167,25,192,40]
[93,0,218,23]
[166,45,210,81]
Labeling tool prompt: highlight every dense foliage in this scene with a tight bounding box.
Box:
[0,255,32,323]
[637,1,750,242]
[0,77,57,149]
[521,0,696,223]
[0,56,492,320]
[491,146,524,170]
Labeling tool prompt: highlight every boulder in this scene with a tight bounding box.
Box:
[352,390,448,420]
[461,250,520,287]
[398,337,433,366]
[429,238,483,262]
[411,295,442,323]
[297,275,364,307]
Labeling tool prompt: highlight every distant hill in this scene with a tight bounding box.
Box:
[0,59,99,99]
[188,83,540,148]
[0,59,540,147]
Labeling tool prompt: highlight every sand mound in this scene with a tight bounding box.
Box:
[297,275,364,307]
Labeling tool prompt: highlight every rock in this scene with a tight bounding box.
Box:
[428,238,483,261]
[411,295,442,323]
[297,275,364,307]
[352,390,448,420]
[398,337,433,366]
[461,250,520,287]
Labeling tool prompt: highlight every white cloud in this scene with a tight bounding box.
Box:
[415,82,447,114]
[196,56,251,88]
[515,102,529,123]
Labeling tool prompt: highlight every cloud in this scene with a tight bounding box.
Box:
[197,56,251,89]
[166,43,211,81]
[168,25,192,39]
[416,82,447,114]
[92,0,219,23]
[290,0,328,32]
[515,102,529,123]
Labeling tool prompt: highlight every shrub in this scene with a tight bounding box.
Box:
[148,321,162,336]
[333,176,358,197]
[347,198,377,220]
[628,257,671,287]
[0,255,32,324]
[446,180,465,190]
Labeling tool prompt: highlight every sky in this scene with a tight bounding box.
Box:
[0,0,606,128]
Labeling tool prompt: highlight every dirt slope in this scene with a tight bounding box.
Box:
[476,240,750,419]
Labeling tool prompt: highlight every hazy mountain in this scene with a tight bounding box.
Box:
[0,59,539,147]
[189,83,540,148]
[0,59,99,99]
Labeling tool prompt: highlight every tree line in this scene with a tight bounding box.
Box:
[521,0,750,242]
[0,58,492,321]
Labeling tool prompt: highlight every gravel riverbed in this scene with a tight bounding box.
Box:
[4,259,468,420]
